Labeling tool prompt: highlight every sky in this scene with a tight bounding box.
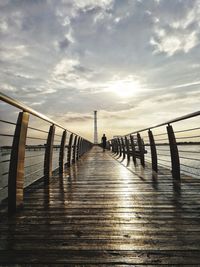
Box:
[0,0,200,141]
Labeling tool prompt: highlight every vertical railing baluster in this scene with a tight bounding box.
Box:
[111,139,114,153]
[137,132,145,167]
[82,140,85,154]
[80,138,83,156]
[107,141,111,150]
[125,136,130,161]
[115,139,119,155]
[8,111,29,214]
[67,133,73,167]
[59,130,67,174]
[44,124,55,184]
[121,137,126,160]
[130,135,136,165]
[72,135,77,163]
[76,136,80,160]
[117,138,122,157]
[148,129,158,172]
[112,139,115,153]
[167,124,180,180]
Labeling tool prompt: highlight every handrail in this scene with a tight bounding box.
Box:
[0,92,93,213]
[0,92,90,141]
[107,110,200,182]
[123,110,200,136]
[0,92,65,129]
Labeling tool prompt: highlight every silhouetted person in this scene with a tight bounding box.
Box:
[101,134,107,152]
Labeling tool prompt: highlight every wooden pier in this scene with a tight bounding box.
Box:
[1,146,200,265]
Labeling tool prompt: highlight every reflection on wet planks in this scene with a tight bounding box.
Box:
[0,146,200,265]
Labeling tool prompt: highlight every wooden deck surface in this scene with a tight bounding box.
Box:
[1,146,200,265]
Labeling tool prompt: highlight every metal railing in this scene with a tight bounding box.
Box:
[108,111,200,179]
[0,92,93,213]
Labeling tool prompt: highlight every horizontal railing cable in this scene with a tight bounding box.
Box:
[0,92,91,142]
[124,110,200,137]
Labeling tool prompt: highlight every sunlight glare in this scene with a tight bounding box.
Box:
[108,79,140,98]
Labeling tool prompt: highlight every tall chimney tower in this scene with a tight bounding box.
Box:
[94,110,98,144]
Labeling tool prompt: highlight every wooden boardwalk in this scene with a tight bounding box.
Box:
[1,146,200,265]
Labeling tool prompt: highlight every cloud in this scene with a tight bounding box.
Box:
[63,112,93,122]
[0,19,8,33]
[58,37,71,50]
[150,0,200,56]
[30,100,45,107]
[54,58,80,77]
[1,83,17,92]
[0,0,199,140]
[150,29,199,56]
[0,45,29,61]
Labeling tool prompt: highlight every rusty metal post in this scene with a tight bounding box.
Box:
[130,135,136,165]
[125,136,130,161]
[167,124,180,180]
[59,130,67,174]
[72,135,77,163]
[148,129,158,172]
[8,111,29,214]
[44,124,55,184]
[67,133,73,167]
[137,133,145,167]
[121,137,126,160]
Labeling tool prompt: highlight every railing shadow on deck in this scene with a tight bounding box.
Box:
[0,92,93,214]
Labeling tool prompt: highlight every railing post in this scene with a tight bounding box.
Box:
[137,132,145,167]
[80,138,83,156]
[107,141,111,150]
[167,124,180,180]
[113,139,116,153]
[72,135,77,163]
[111,139,114,153]
[148,129,158,172]
[117,138,122,157]
[125,136,130,161]
[121,137,126,160]
[44,124,55,184]
[76,136,80,160]
[82,139,85,154]
[59,130,67,174]
[115,139,119,155]
[130,135,136,165]
[8,111,29,214]
[67,133,73,167]
[112,139,115,153]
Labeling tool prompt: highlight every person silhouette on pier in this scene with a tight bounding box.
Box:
[101,134,107,152]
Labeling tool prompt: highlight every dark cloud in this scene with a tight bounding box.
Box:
[58,37,70,50]
[64,114,93,123]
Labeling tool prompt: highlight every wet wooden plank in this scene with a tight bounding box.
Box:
[0,146,200,265]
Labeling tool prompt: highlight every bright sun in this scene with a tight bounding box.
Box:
[108,79,140,98]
